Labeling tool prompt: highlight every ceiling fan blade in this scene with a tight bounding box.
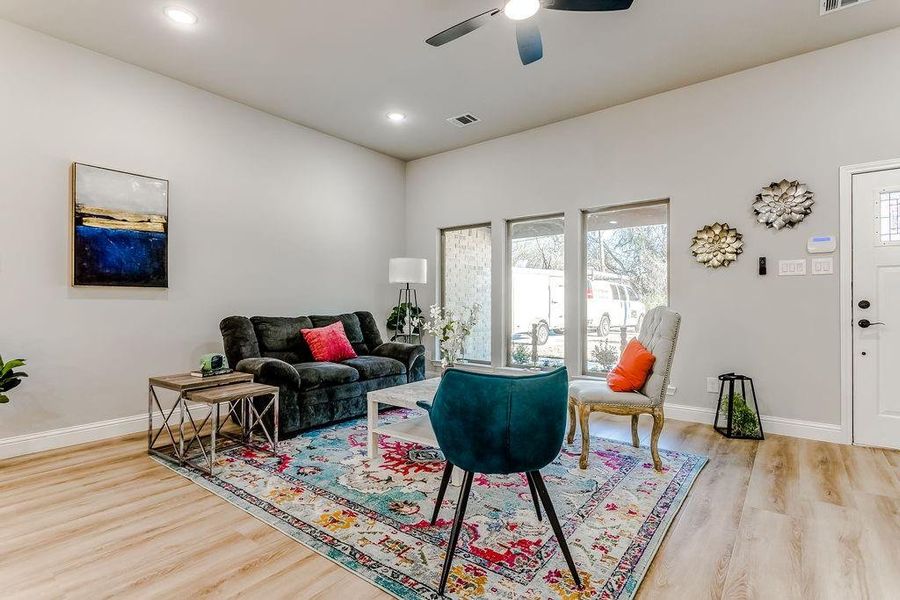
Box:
[516,21,543,66]
[426,9,501,47]
[543,0,634,11]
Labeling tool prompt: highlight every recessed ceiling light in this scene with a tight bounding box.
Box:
[386,112,407,123]
[165,7,198,25]
[504,0,540,21]
[609,220,618,225]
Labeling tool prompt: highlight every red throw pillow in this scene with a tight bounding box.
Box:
[607,339,656,392]
[300,321,358,362]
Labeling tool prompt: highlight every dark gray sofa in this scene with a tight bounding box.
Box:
[220,311,425,439]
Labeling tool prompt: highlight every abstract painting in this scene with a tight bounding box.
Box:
[72,163,168,287]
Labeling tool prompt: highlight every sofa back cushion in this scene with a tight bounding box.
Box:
[220,316,261,368]
[309,314,369,355]
[251,316,315,363]
[354,311,384,354]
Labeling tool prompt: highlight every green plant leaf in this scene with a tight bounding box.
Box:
[0,359,26,378]
[0,394,8,404]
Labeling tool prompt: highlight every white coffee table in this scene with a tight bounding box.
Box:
[367,377,462,485]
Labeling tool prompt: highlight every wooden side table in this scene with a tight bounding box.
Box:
[185,382,280,475]
[148,372,252,465]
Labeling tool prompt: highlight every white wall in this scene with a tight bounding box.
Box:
[0,21,405,440]
[406,28,900,427]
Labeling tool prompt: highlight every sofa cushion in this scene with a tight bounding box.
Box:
[354,311,384,354]
[292,361,360,389]
[342,356,406,380]
[309,314,368,355]
[251,316,314,363]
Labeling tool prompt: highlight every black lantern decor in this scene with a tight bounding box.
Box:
[714,373,764,440]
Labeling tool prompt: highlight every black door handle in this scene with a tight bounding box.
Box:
[858,319,885,328]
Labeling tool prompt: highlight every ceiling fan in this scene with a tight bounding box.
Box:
[425,0,635,66]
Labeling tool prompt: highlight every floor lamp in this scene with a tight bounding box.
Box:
[389,258,427,343]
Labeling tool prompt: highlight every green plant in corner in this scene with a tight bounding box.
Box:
[0,355,28,404]
[387,302,422,340]
[719,391,760,437]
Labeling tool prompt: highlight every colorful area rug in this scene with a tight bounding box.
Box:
[156,410,706,599]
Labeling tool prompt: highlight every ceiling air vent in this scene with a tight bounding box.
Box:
[447,113,480,128]
[821,0,872,16]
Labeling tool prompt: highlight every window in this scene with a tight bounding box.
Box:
[879,190,900,244]
[441,225,492,363]
[583,201,668,375]
[508,215,565,369]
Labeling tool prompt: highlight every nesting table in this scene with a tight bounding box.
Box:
[148,372,280,475]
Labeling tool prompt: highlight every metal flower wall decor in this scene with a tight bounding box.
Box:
[691,222,744,268]
[752,179,814,230]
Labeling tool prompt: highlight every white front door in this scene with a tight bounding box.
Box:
[852,168,900,449]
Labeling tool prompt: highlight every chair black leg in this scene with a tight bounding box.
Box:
[431,462,454,525]
[438,471,474,596]
[525,472,542,521]
[531,470,582,589]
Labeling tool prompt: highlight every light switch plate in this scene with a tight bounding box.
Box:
[778,259,807,276]
[706,377,719,393]
[811,257,834,275]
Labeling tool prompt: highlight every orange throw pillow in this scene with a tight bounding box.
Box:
[607,339,656,392]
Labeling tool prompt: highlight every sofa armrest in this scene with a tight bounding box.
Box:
[371,342,426,373]
[236,358,301,390]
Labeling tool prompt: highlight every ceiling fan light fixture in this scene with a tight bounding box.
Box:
[504,0,540,21]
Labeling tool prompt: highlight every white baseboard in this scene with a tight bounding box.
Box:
[665,402,846,444]
[0,404,211,460]
[0,398,847,460]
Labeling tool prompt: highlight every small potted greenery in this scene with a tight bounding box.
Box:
[387,302,422,341]
[0,355,28,404]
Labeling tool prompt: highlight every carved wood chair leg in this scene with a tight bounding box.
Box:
[650,407,665,472]
[631,414,640,448]
[578,405,591,470]
[566,398,576,445]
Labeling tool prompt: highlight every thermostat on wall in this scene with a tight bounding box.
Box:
[807,235,836,254]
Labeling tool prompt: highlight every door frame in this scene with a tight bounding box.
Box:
[839,157,900,445]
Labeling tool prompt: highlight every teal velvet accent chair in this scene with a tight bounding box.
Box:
[417,367,582,595]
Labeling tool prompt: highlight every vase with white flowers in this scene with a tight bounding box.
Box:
[420,303,481,369]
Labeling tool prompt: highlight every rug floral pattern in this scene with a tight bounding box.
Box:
[158,410,706,599]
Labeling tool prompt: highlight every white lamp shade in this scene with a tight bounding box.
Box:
[389,258,427,284]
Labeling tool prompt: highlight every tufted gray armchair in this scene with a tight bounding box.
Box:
[567,306,681,471]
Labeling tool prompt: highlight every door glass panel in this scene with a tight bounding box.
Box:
[508,215,565,369]
[880,190,900,244]
[584,202,669,375]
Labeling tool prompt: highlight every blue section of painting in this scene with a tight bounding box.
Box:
[74,226,167,287]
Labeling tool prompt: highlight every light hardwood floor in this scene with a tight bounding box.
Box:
[1,415,897,599]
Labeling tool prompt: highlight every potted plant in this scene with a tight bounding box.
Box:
[0,355,28,404]
[420,303,481,368]
[387,302,422,341]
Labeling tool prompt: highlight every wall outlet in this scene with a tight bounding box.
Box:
[706,377,719,393]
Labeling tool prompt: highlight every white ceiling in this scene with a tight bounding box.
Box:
[2,0,899,160]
